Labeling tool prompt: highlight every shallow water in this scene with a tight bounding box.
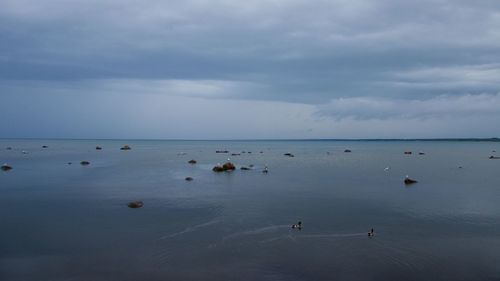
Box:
[1,139,500,280]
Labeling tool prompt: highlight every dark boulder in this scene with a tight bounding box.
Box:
[188,159,197,164]
[489,156,500,159]
[404,176,418,185]
[80,161,90,166]
[96,146,102,150]
[42,145,48,148]
[241,166,251,170]
[222,162,236,171]
[212,165,225,172]
[216,150,229,153]
[404,151,412,155]
[213,162,236,172]
[284,153,295,157]
[185,177,194,181]
[120,145,131,150]
[1,164,13,171]
[127,201,143,208]
[344,149,352,153]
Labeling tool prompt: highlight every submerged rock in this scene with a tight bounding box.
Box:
[42,145,48,148]
[489,156,500,159]
[231,153,241,156]
[120,145,131,150]
[127,201,143,208]
[188,159,197,164]
[6,147,12,150]
[404,176,418,185]
[240,166,251,170]
[216,150,229,153]
[418,152,425,155]
[185,177,194,181]
[96,146,103,150]
[1,164,13,171]
[344,149,352,153]
[284,153,295,157]
[404,151,412,155]
[80,161,90,166]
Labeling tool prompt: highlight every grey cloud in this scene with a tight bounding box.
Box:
[1,0,500,138]
[316,93,500,120]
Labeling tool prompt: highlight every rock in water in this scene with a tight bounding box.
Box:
[1,164,13,171]
[80,161,90,166]
[222,162,236,171]
[213,162,236,172]
[127,201,143,208]
[212,165,224,172]
[404,176,418,185]
[96,146,102,150]
[188,159,197,164]
[344,149,352,153]
[120,145,131,150]
[185,177,194,181]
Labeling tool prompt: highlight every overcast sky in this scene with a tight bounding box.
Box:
[1,0,500,139]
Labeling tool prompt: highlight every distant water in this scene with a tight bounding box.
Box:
[1,139,500,281]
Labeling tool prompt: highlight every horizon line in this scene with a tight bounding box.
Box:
[1,137,499,142]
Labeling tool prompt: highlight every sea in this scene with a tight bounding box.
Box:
[1,139,499,281]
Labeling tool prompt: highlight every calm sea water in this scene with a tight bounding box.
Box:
[1,139,500,281]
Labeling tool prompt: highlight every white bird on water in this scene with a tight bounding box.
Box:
[384,167,390,171]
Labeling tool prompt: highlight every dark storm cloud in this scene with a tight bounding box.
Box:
[1,0,500,138]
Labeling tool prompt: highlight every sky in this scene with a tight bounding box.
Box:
[1,0,500,139]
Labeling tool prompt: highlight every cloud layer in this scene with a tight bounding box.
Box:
[1,0,500,138]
